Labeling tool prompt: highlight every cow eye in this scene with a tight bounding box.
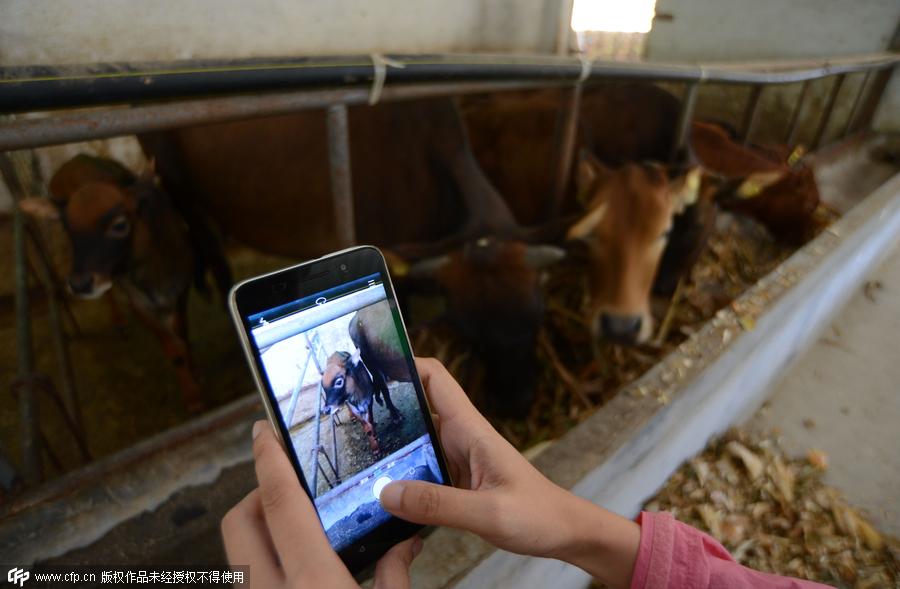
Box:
[334,376,345,389]
[107,215,131,238]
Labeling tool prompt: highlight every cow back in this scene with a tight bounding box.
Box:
[349,303,409,383]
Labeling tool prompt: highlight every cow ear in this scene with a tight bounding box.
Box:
[566,202,608,242]
[523,244,565,269]
[736,170,786,199]
[19,197,61,220]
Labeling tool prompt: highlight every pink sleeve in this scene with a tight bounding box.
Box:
[629,511,833,589]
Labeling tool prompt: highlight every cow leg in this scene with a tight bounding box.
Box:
[347,404,380,456]
[130,297,204,414]
[371,370,402,422]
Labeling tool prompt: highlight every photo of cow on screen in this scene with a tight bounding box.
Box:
[249,276,446,552]
[322,347,402,456]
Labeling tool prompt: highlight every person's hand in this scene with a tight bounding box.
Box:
[378,358,641,589]
[221,420,423,588]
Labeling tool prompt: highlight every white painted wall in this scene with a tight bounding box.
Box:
[0,0,568,66]
[646,0,899,133]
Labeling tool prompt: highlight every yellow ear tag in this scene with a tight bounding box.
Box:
[787,145,806,167]
[738,180,762,199]
[382,251,410,277]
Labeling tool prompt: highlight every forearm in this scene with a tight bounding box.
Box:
[552,495,641,589]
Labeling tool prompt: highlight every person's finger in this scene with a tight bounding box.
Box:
[372,536,423,589]
[414,357,483,425]
[221,489,283,588]
[251,420,341,577]
[379,480,499,535]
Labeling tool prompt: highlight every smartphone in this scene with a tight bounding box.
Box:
[229,246,452,574]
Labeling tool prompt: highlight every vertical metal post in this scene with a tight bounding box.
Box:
[843,71,872,137]
[28,235,88,458]
[311,384,323,499]
[671,82,699,161]
[811,74,846,150]
[326,104,355,248]
[0,153,43,484]
[740,85,763,145]
[785,80,811,147]
[549,84,583,216]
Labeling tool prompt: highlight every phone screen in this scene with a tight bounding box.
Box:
[240,267,445,554]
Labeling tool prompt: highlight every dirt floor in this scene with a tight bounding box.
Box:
[287,382,427,498]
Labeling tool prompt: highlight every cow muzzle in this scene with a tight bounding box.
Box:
[597,312,653,345]
[68,273,113,299]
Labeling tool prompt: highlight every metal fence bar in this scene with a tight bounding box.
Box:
[843,71,872,137]
[0,153,43,484]
[812,73,846,149]
[2,52,896,114]
[785,80,811,147]
[0,81,555,152]
[671,82,699,160]
[326,104,355,248]
[0,56,896,153]
[740,85,763,145]
[550,85,583,215]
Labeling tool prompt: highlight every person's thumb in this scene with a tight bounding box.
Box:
[372,535,422,589]
[379,480,494,533]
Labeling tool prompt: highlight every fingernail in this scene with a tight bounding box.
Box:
[379,481,405,510]
[411,536,424,558]
[252,421,266,440]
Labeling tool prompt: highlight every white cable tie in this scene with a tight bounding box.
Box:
[577,55,592,85]
[369,53,406,106]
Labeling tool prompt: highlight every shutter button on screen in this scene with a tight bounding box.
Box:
[373,476,392,500]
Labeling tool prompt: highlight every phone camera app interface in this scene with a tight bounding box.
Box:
[248,273,443,551]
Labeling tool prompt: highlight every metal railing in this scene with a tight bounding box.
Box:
[0,50,897,488]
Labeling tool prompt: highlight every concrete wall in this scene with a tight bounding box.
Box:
[0,0,568,66]
[646,0,899,134]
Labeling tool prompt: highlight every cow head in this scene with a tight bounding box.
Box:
[689,121,820,244]
[322,351,353,415]
[567,152,700,345]
[402,237,564,416]
[19,155,159,299]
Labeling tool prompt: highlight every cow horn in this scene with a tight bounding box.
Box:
[407,255,451,278]
[566,202,608,241]
[736,170,786,199]
[523,244,566,269]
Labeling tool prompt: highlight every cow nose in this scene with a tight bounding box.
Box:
[600,313,642,343]
[68,273,94,295]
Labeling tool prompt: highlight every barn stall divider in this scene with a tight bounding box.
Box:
[0,52,898,584]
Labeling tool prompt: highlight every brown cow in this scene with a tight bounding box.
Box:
[140,97,563,417]
[464,84,709,344]
[19,154,205,412]
[566,154,705,344]
[690,121,820,245]
[321,350,385,455]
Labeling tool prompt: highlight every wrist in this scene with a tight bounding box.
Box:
[552,495,641,589]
